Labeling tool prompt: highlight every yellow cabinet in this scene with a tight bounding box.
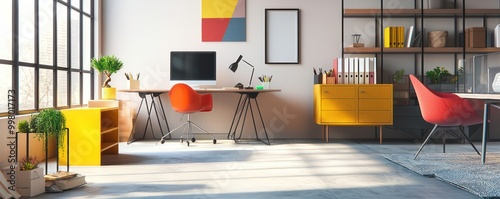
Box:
[59,107,119,166]
[314,84,393,143]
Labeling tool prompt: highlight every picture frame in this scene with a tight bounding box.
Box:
[265,9,300,64]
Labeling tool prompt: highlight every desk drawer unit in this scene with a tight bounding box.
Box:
[314,84,393,143]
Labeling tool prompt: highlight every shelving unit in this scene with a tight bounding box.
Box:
[341,0,500,85]
[341,0,500,134]
[59,107,119,166]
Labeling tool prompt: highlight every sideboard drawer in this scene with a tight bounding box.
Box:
[321,111,356,123]
[322,99,356,111]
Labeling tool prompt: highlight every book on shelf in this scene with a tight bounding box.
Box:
[359,58,365,84]
[406,26,415,48]
[364,57,370,84]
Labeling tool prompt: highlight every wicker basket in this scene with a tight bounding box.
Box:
[428,31,448,47]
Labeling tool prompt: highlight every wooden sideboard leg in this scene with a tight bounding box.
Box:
[326,125,329,143]
[379,126,383,144]
[322,125,325,141]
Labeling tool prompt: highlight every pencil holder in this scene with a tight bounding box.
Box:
[128,80,140,90]
[314,75,322,84]
[326,77,336,84]
[262,82,271,89]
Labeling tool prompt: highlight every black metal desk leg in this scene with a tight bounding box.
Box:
[127,94,146,144]
[141,94,155,139]
[236,95,251,140]
[155,93,171,139]
[482,103,489,164]
[228,94,244,140]
[252,97,270,145]
[149,94,163,139]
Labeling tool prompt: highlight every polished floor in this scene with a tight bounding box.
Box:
[32,138,499,199]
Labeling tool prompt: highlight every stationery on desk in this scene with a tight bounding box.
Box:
[258,75,273,90]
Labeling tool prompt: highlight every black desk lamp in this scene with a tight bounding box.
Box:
[229,55,255,89]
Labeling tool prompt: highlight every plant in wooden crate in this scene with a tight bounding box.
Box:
[91,55,124,99]
[16,156,45,197]
[425,66,457,92]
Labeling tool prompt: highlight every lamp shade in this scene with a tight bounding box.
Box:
[229,55,243,72]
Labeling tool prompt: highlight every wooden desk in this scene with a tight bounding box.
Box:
[455,93,500,164]
[118,88,281,145]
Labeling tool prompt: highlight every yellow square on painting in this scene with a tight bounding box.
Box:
[202,0,239,18]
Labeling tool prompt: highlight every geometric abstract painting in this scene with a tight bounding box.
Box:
[202,0,246,42]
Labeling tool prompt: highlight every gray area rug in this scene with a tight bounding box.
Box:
[383,153,500,199]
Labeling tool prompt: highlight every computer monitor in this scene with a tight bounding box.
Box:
[170,51,216,88]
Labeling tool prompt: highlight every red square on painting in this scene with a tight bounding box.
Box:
[202,18,230,42]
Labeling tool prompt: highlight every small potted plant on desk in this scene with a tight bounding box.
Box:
[91,55,124,100]
[425,66,457,92]
[16,156,45,197]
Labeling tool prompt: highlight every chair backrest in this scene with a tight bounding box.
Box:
[409,74,482,126]
[169,83,213,113]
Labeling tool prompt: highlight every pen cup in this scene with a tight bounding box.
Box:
[128,80,140,90]
[326,77,336,84]
[262,82,271,89]
[314,75,322,84]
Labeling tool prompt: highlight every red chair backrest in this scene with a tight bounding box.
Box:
[169,83,213,113]
[409,75,482,126]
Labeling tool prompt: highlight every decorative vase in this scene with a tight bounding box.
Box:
[102,87,116,100]
[16,167,45,197]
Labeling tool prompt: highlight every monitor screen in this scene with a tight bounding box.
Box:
[170,51,216,87]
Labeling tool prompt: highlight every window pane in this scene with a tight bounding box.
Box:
[71,72,80,105]
[19,1,35,63]
[39,0,54,66]
[71,10,80,69]
[83,0,91,14]
[72,0,80,9]
[57,3,68,67]
[83,73,90,104]
[39,69,54,108]
[0,64,12,113]
[57,70,68,107]
[19,66,35,110]
[83,16,91,70]
[0,0,12,60]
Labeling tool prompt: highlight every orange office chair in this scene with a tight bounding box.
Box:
[159,83,216,146]
[409,74,482,159]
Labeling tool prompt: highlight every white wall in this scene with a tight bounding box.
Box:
[103,0,346,140]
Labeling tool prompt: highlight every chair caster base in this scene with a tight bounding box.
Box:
[192,137,196,142]
[186,141,190,146]
[213,139,217,144]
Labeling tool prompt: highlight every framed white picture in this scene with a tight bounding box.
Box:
[265,9,300,64]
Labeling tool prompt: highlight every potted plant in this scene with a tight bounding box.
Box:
[392,69,406,84]
[91,55,124,100]
[425,66,457,92]
[16,156,45,197]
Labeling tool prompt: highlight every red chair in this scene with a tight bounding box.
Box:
[159,83,216,146]
[409,74,482,159]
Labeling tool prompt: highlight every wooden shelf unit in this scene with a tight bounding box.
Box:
[59,107,119,166]
[344,8,500,17]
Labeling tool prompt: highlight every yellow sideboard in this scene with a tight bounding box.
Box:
[314,84,393,143]
[59,107,119,166]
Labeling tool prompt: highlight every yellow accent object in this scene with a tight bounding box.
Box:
[102,87,116,100]
[384,26,391,48]
[314,84,393,143]
[59,107,119,166]
[202,0,238,18]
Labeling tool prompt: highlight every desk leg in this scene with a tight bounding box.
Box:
[229,93,270,145]
[154,93,171,139]
[141,94,156,139]
[482,103,489,164]
[252,96,270,145]
[128,94,146,144]
[379,126,383,144]
[228,94,244,140]
[149,94,167,139]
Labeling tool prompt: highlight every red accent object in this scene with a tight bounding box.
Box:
[409,74,483,159]
[169,83,213,113]
[409,75,483,126]
[202,18,231,41]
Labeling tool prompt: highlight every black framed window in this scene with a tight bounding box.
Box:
[0,0,94,116]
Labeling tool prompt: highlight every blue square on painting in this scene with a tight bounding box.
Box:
[223,18,246,41]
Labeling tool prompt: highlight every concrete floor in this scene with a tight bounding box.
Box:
[32,139,499,199]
